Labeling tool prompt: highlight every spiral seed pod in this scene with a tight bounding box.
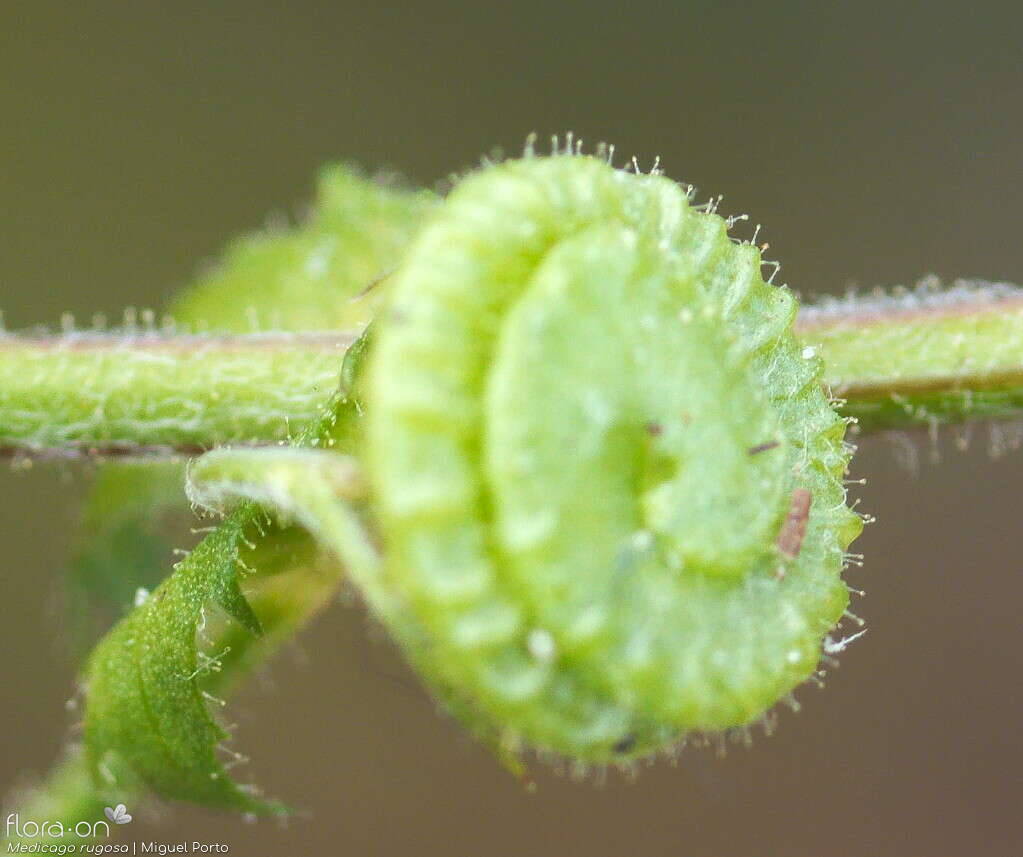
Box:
[365,153,863,762]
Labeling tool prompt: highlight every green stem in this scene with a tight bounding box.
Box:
[0,331,356,456]
[3,283,1023,457]
[796,281,1023,432]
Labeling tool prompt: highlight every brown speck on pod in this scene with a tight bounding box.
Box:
[645,422,663,437]
[748,440,780,456]
[613,734,637,754]
[777,488,812,560]
[356,268,396,298]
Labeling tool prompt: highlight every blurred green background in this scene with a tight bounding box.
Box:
[2,2,1022,855]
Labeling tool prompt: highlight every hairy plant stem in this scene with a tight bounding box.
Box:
[797,283,1023,432]
[0,331,357,457]
[3,286,1023,459]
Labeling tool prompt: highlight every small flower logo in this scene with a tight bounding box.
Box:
[104,804,132,825]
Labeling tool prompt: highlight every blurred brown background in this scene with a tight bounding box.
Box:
[2,2,1022,855]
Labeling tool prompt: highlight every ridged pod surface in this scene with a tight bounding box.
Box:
[365,154,863,762]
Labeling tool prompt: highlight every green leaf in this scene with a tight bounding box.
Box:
[168,164,437,332]
[82,511,279,813]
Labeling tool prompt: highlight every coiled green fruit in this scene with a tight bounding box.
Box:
[364,153,863,762]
